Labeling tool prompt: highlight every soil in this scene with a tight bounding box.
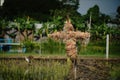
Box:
[67,58,120,80]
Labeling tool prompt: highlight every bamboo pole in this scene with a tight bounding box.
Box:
[106,34,109,59]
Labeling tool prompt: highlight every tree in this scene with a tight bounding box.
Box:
[86,5,100,23]
[1,0,79,21]
[0,19,7,38]
[50,1,82,31]
[81,5,111,40]
[14,17,38,41]
[91,23,111,40]
[116,6,120,19]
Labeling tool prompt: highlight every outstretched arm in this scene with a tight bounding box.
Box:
[74,31,90,39]
[48,31,63,41]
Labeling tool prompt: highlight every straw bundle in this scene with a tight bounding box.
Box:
[63,22,74,31]
[48,32,62,41]
[75,31,90,39]
[49,18,90,60]
[65,39,77,59]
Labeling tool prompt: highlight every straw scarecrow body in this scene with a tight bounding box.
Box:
[49,18,90,61]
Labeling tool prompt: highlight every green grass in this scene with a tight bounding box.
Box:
[0,53,66,58]
[77,40,120,58]
[0,39,120,58]
[0,55,120,80]
[0,60,70,80]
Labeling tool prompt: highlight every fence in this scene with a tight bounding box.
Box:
[0,38,26,53]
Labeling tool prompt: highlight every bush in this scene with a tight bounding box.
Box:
[22,40,40,53]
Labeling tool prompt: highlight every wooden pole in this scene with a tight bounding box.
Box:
[89,12,91,30]
[106,34,109,59]
[73,59,77,80]
[74,65,77,80]
[0,0,4,6]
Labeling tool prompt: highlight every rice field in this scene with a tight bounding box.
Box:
[0,59,70,80]
[0,58,120,80]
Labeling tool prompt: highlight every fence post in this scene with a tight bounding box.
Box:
[106,34,109,59]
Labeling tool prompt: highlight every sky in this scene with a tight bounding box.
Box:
[77,0,120,18]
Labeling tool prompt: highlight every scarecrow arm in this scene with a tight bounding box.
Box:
[74,31,90,40]
[48,31,63,41]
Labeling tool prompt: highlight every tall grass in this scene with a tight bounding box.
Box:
[41,39,65,55]
[78,40,106,57]
[78,40,120,58]
[0,59,120,80]
[0,60,70,80]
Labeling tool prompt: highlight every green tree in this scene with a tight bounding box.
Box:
[84,5,110,25]
[81,5,111,40]
[91,23,110,40]
[10,17,38,41]
[50,3,81,31]
[2,0,79,21]
[116,6,120,19]
[87,5,100,23]
[0,19,7,38]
